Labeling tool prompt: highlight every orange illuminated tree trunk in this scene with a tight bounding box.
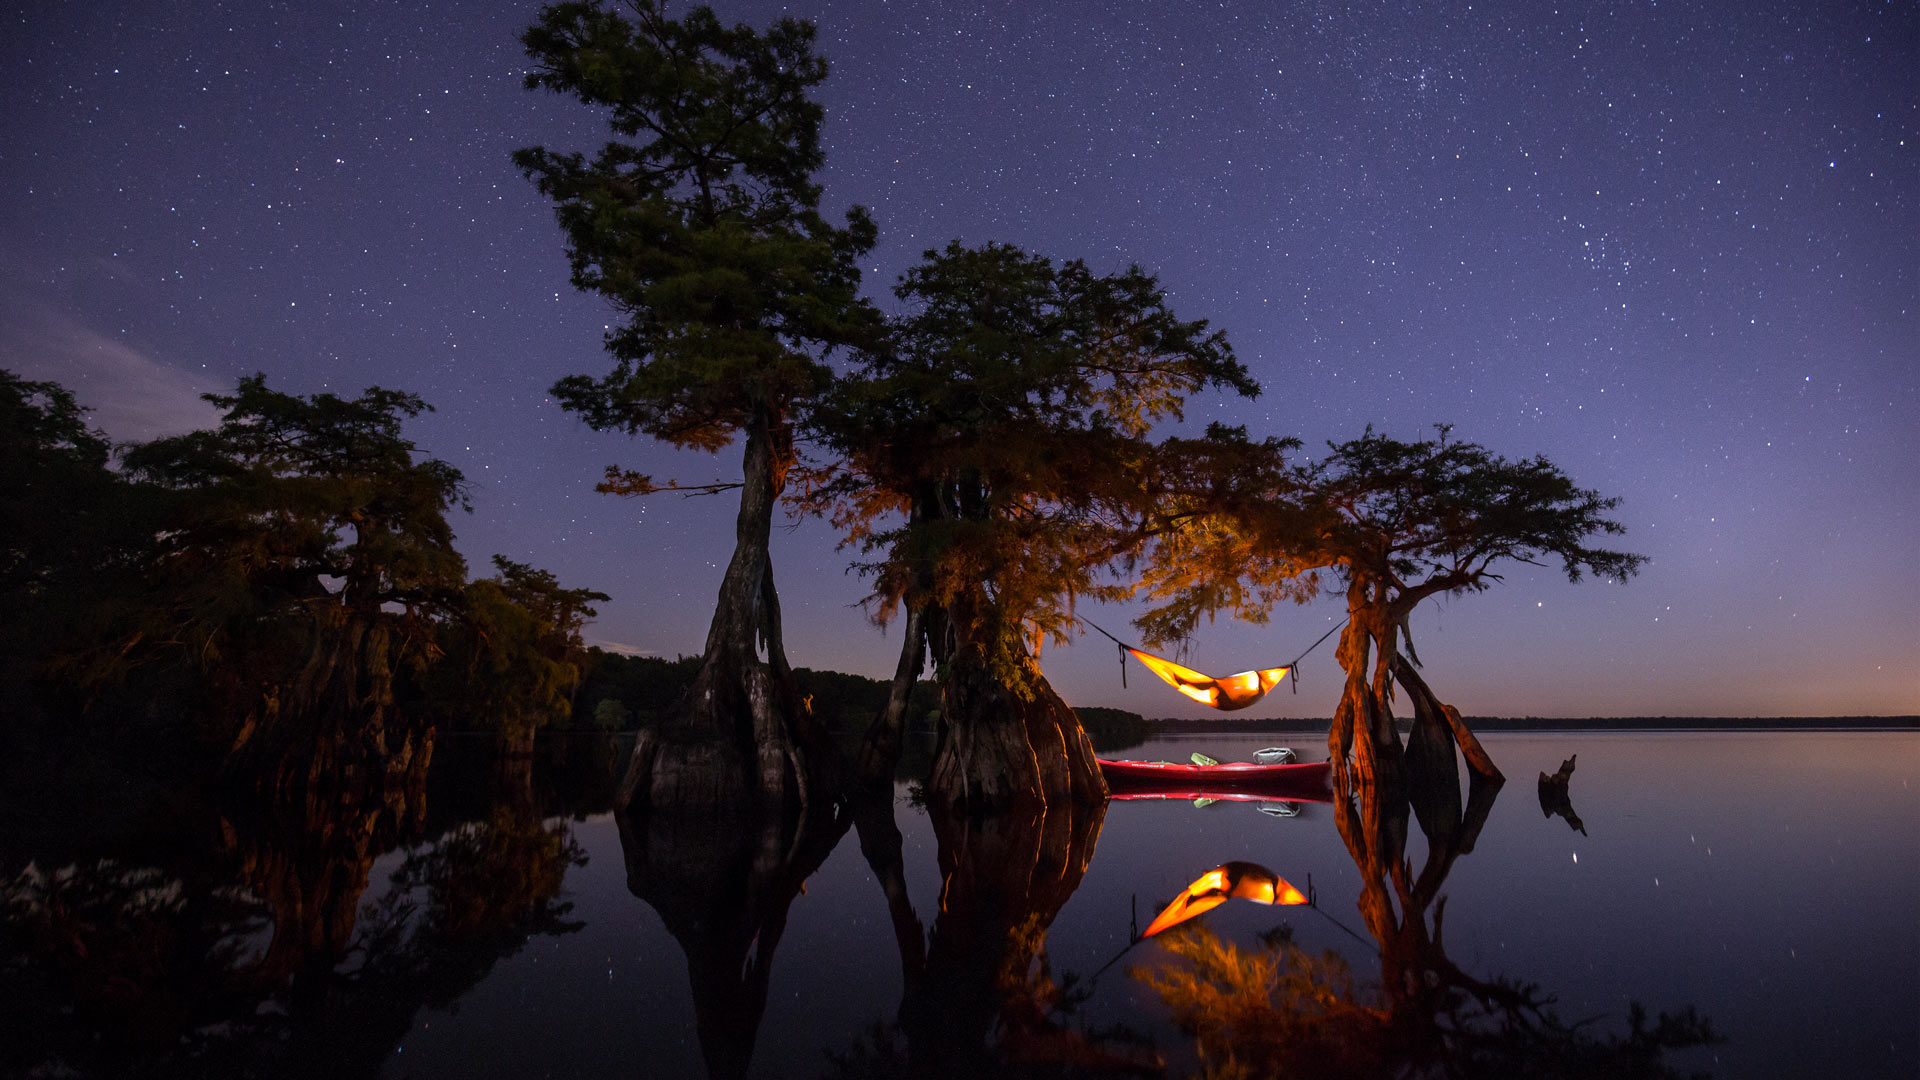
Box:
[926,595,1106,814]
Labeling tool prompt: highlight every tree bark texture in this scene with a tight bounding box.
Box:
[1392,654,1503,783]
[925,600,1106,814]
[898,797,1114,1077]
[855,603,928,787]
[617,407,821,816]
[227,616,435,809]
[1327,583,1406,781]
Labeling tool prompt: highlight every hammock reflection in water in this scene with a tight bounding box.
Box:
[1140,860,1309,938]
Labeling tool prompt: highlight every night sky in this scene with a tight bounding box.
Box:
[4,0,1914,719]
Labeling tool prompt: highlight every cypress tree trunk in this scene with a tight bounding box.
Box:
[855,604,928,787]
[1393,654,1502,782]
[856,484,942,788]
[1329,583,1403,783]
[925,598,1105,814]
[617,406,820,815]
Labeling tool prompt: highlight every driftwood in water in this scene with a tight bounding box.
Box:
[1537,755,1586,834]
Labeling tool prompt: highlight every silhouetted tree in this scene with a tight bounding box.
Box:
[0,370,157,691]
[809,241,1255,810]
[111,374,467,789]
[516,0,877,815]
[1302,427,1643,778]
[430,556,609,762]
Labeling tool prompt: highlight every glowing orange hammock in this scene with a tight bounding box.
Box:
[1084,619,1342,712]
[1126,649,1289,711]
[1141,860,1308,938]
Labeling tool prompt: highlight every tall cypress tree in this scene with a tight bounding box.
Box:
[516,1,877,813]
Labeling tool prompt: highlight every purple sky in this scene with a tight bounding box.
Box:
[4,0,1914,718]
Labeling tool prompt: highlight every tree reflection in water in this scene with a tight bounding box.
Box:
[828,792,1160,1078]
[1133,743,1719,1079]
[618,799,853,1080]
[0,733,597,1079]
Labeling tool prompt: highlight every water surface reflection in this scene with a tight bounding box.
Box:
[4,731,1915,1078]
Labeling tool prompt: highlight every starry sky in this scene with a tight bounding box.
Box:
[4,0,1914,718]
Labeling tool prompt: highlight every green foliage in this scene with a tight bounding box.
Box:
[1129,422,1315,647]
[590,697,631,730]
[1,370,112,597]
[1300,424,1646,604]
[120,372,468,619]
[572,649,703,730]
[1136,424,1644,667]
[517,0,876,460]
[0,371,158,679]
[428,557,610,739]
[90,374,470,752]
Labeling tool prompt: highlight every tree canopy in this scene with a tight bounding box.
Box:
[430,556,611,752]
[1139,423,1644,776]
[816,241,1257,671]
[517,0,876,466]
[0,370,151,665]
[1301,424,1645,612]
[808,241,1258,804]
[106,375,469,772]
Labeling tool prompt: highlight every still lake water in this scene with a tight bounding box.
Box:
[5,730,1916,1078]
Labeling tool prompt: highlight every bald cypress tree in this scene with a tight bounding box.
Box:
[810,242,1255,811]
[515,1,876,814]
[1140,425,1644,781]
[116,375,468,791]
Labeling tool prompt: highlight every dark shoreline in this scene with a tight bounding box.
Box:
[1141,715,1919,735]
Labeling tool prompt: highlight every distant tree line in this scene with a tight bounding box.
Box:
[573,649,1149,754]
[1,364,1146,790]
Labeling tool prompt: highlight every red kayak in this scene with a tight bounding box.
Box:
[1099,758,1334,803]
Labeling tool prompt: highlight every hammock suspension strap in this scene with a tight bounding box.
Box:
[1082,616,1348,705]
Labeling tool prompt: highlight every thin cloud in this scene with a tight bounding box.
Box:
[586,639,662,658]
[1,301,219,442]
